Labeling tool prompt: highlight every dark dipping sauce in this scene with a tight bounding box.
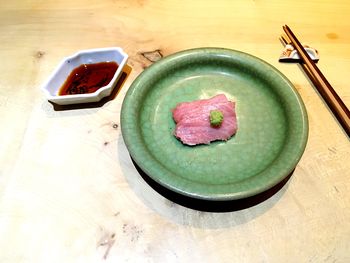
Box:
[58,61,118,95]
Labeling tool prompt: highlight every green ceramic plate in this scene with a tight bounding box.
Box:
[121,48,308,201]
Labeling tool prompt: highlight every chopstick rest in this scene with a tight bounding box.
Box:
[279,43,319,63]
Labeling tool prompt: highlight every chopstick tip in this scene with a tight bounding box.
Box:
[280,35,288,45]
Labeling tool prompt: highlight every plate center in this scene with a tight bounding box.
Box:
[140,69,287,185]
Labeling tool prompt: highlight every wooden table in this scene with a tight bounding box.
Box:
[1,1,349,262]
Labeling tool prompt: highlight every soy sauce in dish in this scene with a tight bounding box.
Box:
[58,61,118,95]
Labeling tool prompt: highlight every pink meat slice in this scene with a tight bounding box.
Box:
[173,94,228,123]
[172,94,237,145]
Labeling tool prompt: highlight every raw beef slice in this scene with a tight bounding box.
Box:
[172,94,237,145]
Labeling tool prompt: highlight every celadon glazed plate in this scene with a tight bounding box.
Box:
[121,48,308,201]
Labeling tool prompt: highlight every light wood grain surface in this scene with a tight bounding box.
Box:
[0,0,349,262]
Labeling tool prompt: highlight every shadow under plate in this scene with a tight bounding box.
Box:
[131,157,293,213]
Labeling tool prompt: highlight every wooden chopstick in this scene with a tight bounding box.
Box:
[283,25,350,137]
[280,36,319,92]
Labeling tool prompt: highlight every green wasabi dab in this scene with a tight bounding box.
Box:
[210,110,224,127]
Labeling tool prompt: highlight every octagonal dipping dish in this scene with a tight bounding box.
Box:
[41,47,128,105]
